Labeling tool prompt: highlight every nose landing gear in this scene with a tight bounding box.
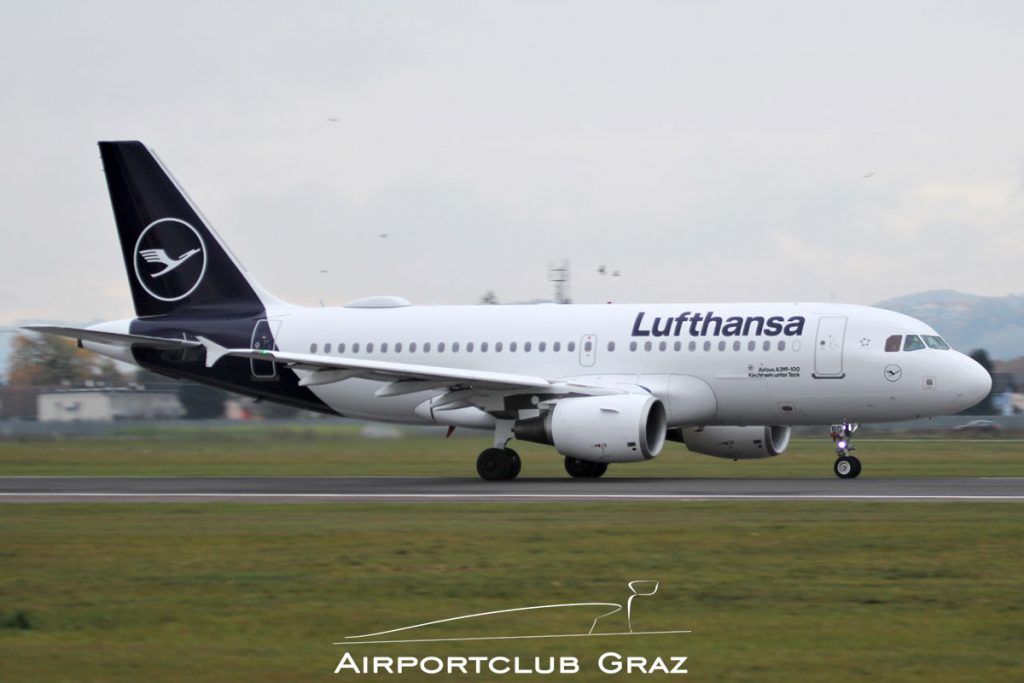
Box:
[830,422,862,479]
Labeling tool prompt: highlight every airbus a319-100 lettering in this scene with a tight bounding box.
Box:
[27,142,991,480]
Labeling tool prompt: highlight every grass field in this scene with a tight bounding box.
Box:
[0,502,1021,682]
[1,434,1022,681]
[1,426,1023,478]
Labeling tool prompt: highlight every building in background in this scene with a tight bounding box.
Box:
[37,387,184,422]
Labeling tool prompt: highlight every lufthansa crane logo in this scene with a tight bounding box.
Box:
[133,218,207,302]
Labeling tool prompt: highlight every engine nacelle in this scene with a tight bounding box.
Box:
[514,394,667,463]
[672,425,791,460]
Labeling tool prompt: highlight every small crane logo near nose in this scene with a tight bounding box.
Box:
[884,365,903,382]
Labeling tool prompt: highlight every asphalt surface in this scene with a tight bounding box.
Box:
[1,476,1022,502]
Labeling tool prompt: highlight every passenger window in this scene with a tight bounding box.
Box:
[748,341,756,351]
[718,341,726,351]
[733,341,741,351]
[584,341,593,352]
[452,342,459,352]
[424,342,432,353]
[629,341,637,352]
[659,341,667,351]
[778,341,786,351]
[395,343,402,353]
[885,335,902,352]
[674,341,682,351]
[338,343,346,354]
[689,341,696,351]
[644,341,653,352]
[607,341,615,352]
[481,342,489,352]
[380,343,388,353]
[539,342,547,352]
[510,342,517,352]
[437,342,444,352]
[703,341,711,351]
[367,343,374,353]
[904,335,925,352]
[554,342,561,352]
[352,343,360,353]
[324,343,332,354]
[923,335,950,350]
[763,340,770,351]
[568,341,576,352]
[409,343,416,353]
[495,342,503,352]
[310,343,318,353]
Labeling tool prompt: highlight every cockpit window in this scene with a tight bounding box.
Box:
[884,335,902,352]
[903,335,925,352]
[923,335,950,350]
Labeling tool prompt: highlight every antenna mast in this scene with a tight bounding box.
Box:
[547,259,571,304]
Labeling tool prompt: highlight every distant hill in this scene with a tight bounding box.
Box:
[876,290,1024,360]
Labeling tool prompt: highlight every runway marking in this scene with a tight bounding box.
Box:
[1,493,1022,501]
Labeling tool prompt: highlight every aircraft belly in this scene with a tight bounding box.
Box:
[309,379,434,424]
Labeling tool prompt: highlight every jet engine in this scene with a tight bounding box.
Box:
[671,425,791,459]
[514,394,667,463]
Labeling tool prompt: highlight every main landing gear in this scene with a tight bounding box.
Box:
[474,420,610,481]
[564,457,608,479]
[476,447,521,481]
[830,422,862,479]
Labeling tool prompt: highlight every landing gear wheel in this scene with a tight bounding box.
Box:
[834,455,862,479]
[505,449,522,480]
[564,457,608,479]
[477,448,512,481]
[830,422,861,479]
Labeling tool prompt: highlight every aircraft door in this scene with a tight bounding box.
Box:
[251,319,281,380]
[813,316,847,379]
[579,334,597,367]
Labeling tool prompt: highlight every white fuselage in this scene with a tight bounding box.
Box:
[234,300,989,428]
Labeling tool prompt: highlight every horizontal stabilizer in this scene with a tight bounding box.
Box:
[23,325,202,351]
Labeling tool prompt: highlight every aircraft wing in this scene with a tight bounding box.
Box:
[23,325,202,351]
[198,338,556,393]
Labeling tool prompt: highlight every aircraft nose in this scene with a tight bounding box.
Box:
[952,353,992,410]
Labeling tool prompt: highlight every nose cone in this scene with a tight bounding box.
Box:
[952,353,992,411]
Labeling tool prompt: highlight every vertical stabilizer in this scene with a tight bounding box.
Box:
[99,141,273,318]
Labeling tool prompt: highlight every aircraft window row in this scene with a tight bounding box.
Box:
[626,339,790,352]
[308,340,584,354]
[309,338,794,355]
[884,334,950,352]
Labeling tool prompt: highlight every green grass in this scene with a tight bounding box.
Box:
[1,431,1023,477]
[0,503,1021,682]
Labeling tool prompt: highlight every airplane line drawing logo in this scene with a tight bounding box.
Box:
[334,580,689,646]
[139,247,201,277]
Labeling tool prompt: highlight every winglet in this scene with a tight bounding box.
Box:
[196,336,231,368]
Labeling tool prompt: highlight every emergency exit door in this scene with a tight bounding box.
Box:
[813,316,847,378]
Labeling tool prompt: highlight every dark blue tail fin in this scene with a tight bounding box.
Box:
[99,141,271,318]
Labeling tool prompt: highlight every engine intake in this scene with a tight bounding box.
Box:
[515,394,667,463]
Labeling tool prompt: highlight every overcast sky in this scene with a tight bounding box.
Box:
[2,1,1023,325]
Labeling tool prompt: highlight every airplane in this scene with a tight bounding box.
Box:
[26,141,992,481]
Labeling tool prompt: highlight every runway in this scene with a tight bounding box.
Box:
[1,476,1022,502]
